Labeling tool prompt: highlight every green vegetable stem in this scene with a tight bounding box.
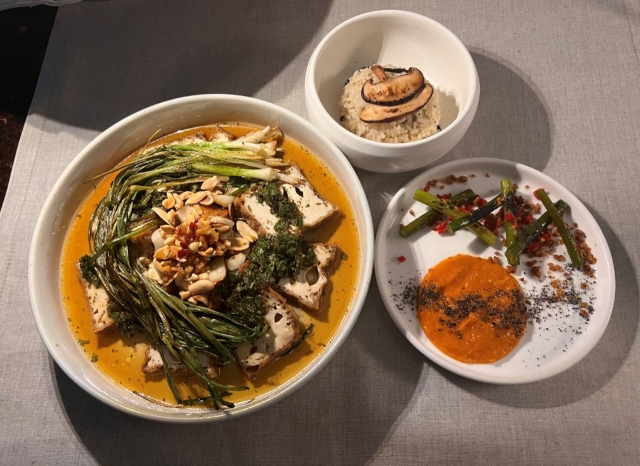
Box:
[399,189,475,238]
[505,199,568,265]
[413,190,497,246]
[501,179,519,265]
[534,190,582,268]
[446,194,503,233]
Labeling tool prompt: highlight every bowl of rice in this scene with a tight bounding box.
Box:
[304,10,479,173]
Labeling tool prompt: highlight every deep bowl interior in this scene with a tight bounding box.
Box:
[29,95,373,422]
[312,12,476,134]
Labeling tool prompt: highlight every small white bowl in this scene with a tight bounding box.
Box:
[305,10,479,173]
[28,95,374,422]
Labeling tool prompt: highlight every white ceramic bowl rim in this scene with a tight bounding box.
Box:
[28,94,374,422]
[305,10,478,150]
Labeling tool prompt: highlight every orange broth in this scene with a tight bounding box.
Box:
[60,124,360,405]
[417,254,527,363]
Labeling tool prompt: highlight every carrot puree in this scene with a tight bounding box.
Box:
[417,254,527,363]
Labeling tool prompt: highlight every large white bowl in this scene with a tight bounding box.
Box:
[29,95,374,422]
[305,10,479,173]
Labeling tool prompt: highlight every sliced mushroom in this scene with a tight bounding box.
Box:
[359,83,434,123]
[361,67,425,106]
[371,64,389,82]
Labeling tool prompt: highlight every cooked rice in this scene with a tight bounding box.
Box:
[339,66,441,143]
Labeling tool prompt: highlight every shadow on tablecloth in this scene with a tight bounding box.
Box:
[452,49,554,173]
[33,0,333,131]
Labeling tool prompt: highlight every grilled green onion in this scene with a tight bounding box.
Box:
[400,189,475,238]
[534,190,582,268]
[413,190,497,246]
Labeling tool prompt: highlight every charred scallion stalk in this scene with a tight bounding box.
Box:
[413,190,497,246]
[400,189,475,238]
[501,179,519,265]
[505,200,568,265]
[534,190,582,268]
[446,194,503,233]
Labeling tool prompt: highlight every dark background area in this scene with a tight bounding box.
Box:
[0,5,57,208]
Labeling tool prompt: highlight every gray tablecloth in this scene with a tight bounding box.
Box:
[1,1,639,464]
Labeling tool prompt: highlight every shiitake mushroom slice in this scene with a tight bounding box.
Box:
[361,66,426,106]
[359,83,434,123]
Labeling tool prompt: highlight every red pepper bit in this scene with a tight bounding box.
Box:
[397,255,406,263]
[432,220,450,234]
[177,248,189,259]
[504,212,516,222]
[533,189,546,200]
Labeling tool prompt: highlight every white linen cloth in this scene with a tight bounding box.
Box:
[1,0,639,465]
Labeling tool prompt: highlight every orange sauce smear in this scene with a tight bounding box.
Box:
[417,254,527,363]
[60,124,360,406]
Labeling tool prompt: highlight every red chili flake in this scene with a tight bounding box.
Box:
[189,221,198,230]
[533,189,545,200]
[478,197,488,206]
[397,255,406,263]
[524,214,534,224]
[432,220,450,234]
[436,193,451,200]
[177,248,189,259]
[504,212,515,222]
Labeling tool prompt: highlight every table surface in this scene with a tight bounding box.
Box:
[1,1,639,465]
[0,5,56,207]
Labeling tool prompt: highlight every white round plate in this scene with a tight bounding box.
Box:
[375,158,615,384]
